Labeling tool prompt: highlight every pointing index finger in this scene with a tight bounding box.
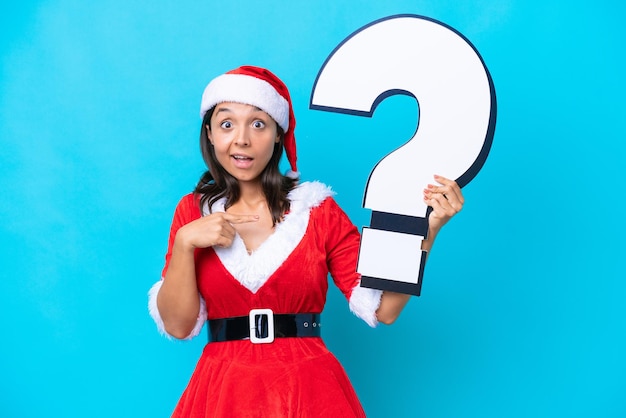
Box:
[222,213,260,224]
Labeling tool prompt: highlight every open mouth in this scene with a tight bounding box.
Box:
[231,154,253,168]
[232,155,252,161]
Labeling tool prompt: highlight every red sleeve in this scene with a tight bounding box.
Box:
[161,193,202,278]
[317,198,362,301]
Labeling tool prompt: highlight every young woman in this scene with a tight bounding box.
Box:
[149,65,464,417]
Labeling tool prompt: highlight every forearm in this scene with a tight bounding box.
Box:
[375,227,439,324]
[376,175,463,325]
[157,239,202,338]
[421,224,440,252]
[376,291,411,324]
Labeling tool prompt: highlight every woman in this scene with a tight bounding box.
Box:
[149,65,464,417]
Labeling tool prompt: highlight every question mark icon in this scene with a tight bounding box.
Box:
[310,14,496,295]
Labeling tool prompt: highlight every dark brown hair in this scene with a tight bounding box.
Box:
[193,107,297,225]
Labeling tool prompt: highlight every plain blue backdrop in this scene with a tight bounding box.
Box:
[1,1,625,417]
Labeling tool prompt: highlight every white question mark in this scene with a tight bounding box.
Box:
[310,14,496,295]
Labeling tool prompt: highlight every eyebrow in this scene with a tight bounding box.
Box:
[214,106,233,116]
[214,105,264,116]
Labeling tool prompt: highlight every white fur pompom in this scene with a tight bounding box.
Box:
[285,170,300,180]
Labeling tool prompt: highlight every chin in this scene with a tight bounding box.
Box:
[233,174,259,183]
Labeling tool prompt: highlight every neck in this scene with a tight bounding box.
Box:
[237,180,266,207]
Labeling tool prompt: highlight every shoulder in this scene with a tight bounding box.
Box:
[287,181,354,229]
[287,181,336,213]
[172,193,202,222]
[176,193,200,210]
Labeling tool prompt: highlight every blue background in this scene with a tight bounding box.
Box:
[1,1,624,417]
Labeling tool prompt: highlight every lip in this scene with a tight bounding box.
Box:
[231,154,254,169]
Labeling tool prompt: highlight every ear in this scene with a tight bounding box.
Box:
[275,131,281,144]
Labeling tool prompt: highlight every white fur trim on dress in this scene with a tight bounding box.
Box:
[207,181,334,294]
[148,279,207,340]
[349,283,383,328]
[200,73,290,131]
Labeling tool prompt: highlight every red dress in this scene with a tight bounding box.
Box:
[149,182,382,417]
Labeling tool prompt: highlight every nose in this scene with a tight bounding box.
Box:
[234,126,250,146]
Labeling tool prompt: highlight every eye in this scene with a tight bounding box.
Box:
[220,121,232,129]
[252,120,266,129]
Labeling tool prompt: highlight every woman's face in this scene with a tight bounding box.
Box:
[207,102,280,184]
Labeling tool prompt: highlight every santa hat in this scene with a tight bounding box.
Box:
[200,66,299,179]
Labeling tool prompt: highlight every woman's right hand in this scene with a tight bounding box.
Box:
[175,212,260,250]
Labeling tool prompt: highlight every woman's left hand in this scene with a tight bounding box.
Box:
[423,174,464,235]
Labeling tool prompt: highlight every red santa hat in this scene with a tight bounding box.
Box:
[200,65,299,179]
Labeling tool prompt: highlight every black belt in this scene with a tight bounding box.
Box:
[208,309,321,344]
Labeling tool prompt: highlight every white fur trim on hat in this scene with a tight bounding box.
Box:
[200,73,290,131]
[148,279,207,340]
